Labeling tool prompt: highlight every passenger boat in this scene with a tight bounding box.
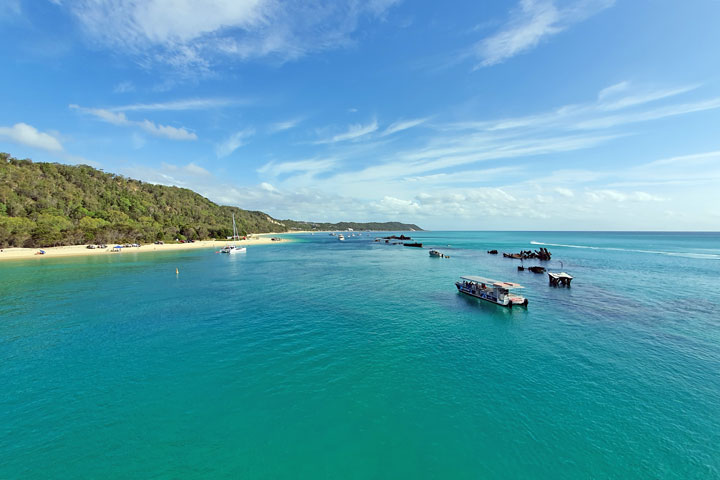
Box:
[221,213,247,254]
[338,234,345,241]
[455,275,528,308]
[548,272,573,287]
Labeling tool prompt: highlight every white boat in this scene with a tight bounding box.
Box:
[221,213,247,254]
[338,234,345,241]
[455,275,528,308]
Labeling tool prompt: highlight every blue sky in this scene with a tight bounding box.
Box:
[2,0,720,230]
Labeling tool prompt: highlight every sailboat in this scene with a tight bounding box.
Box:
[220,213,247,254]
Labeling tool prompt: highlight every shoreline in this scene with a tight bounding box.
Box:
[0,235,292,262]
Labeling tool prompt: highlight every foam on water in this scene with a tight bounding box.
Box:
[530,240,720,259]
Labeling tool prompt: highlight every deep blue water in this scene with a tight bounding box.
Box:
[1,231,719,479]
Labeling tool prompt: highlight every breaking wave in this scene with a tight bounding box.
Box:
[530,241,720,260]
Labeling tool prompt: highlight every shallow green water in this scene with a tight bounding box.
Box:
[1,232,719,479]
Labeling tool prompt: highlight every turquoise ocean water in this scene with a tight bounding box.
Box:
[1,231,719,479]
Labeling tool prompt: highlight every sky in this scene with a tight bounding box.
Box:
[1,0,720,230]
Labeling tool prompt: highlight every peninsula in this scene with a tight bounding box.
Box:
[0,154,421,249]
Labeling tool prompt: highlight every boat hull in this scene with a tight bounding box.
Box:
[221,246,246,254]
[455,283,527,308]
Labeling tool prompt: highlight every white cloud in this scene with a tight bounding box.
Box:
[444,82,717,135]
[554,187,574,197]
[371,196,422,216]
[317,120,378,144]
[259,182,277,192]
[597,81,630,102]
[402,166,522,185]
[598,83,700,111]
[139,119,197,140]
[70,104,197,140]
[475,0,614,67]
[575,97,720,130]
[68,0,401,70]
[268,117,303,133]
[585,189,663,203]
[641,150,720,169]
[0,123,63,151]
[111,97,247,112]
[184,162,210,176]
[258,158,337,177]
[381,117,428,136]
[216,128,255,157]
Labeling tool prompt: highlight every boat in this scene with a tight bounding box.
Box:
[221,213,247,254]
[338,234,345,241]
[548,272,573,287]
[429,250,449,258]
[455,276,528,308]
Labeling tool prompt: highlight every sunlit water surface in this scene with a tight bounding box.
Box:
[1,232,719,479]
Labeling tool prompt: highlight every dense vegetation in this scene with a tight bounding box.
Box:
[0,154,421,248]
[282,220,422,232]
[0,154,285,247]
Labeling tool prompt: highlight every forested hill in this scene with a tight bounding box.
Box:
[0,154,286,247]
[0,154,421,248]
[282,220,422,232]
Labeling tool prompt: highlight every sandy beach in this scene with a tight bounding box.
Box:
[0,235,292,262]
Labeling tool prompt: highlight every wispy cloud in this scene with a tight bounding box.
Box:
[216,128,255,157]
[597,82,701,111]
[316,120,379,144]
[258,158,337,177]
[0,122,63,151]
[268,117,303,133]
[443,82,715,133]
[110,97,247,112]
[381,117,428,136]
[68,0,401,71]
[475,0,614,67]
[575,97,720,130]
[70,104,197,140]
[585,189,663,203]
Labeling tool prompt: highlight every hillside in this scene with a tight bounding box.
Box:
[0,154,421,248]
[281,220,422,232]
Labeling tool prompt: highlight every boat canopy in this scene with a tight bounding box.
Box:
[548,272,573,280]
[460,275,524,289]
